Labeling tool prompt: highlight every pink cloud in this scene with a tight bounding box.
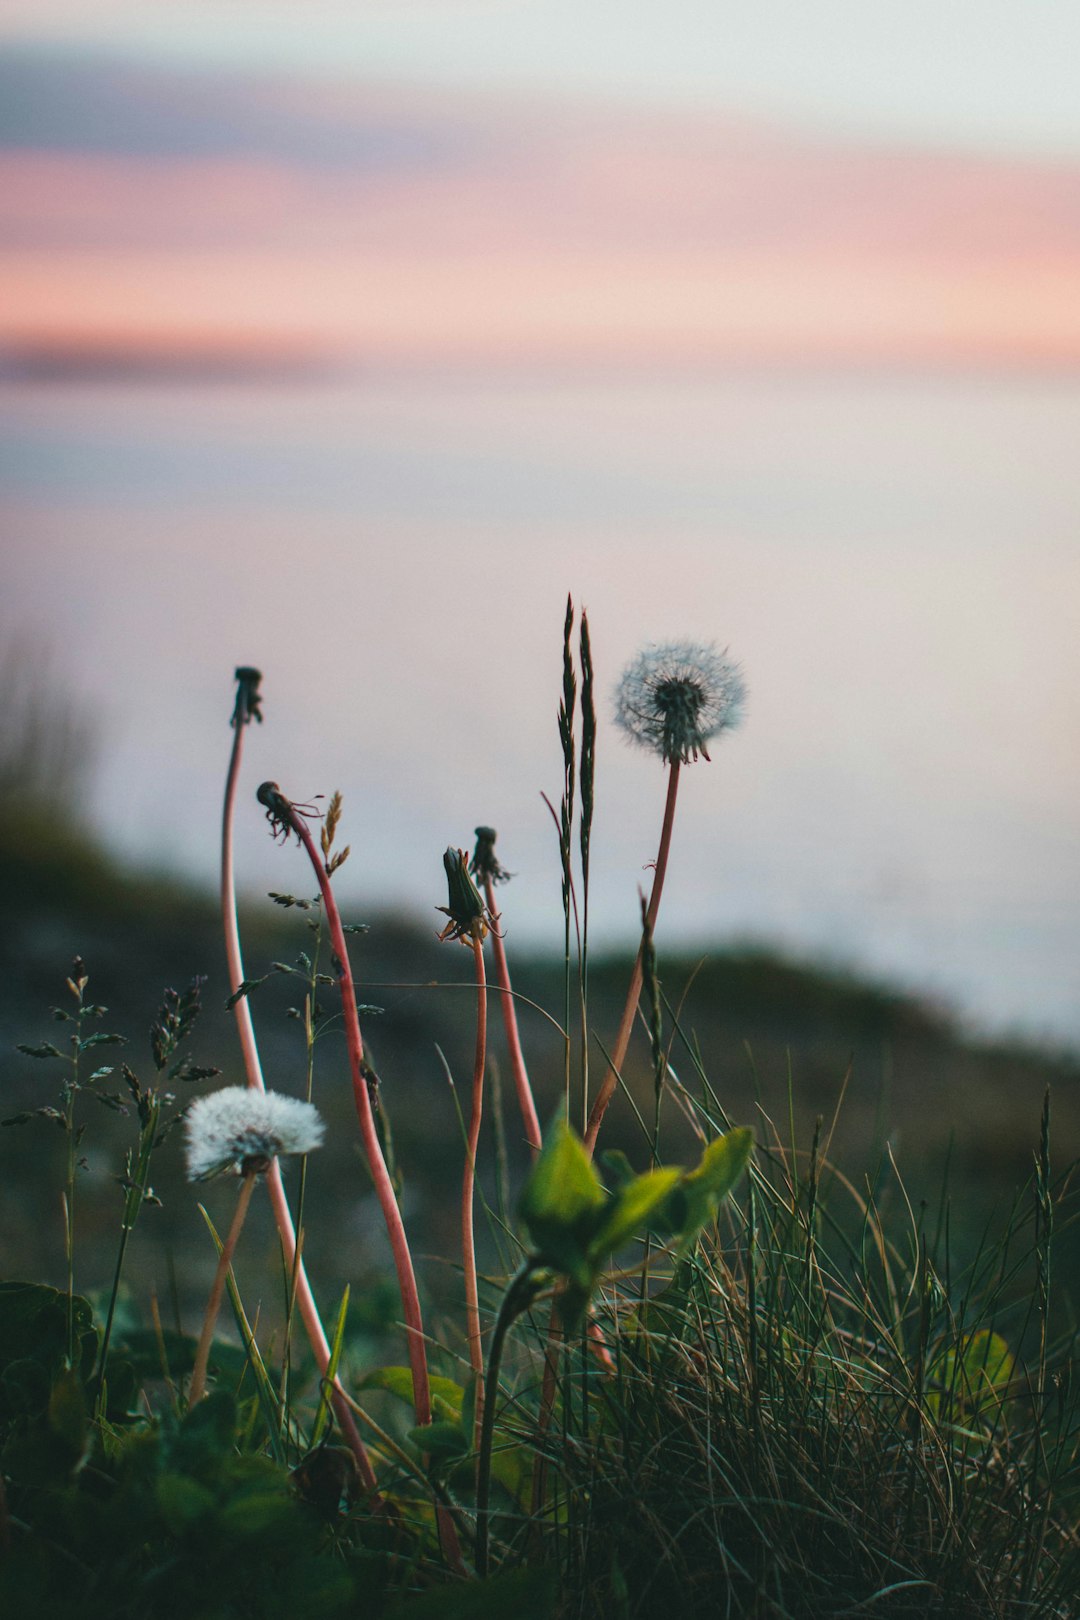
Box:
[4,98,1080,368]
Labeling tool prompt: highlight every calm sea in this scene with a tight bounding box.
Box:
[2,368,1078,1046]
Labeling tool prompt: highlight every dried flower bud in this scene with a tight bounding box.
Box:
[470,826,512,886]
[232,666,264,727]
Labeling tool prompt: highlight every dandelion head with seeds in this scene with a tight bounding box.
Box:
[614,641,746,765]
[185,1087,324,1181]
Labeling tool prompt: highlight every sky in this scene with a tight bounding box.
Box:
[2,2,1079,1047]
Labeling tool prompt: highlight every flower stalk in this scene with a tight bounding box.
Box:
[221,674,375,1491]
[260,782,433,1432]
[471,828,542,1158]
[188,1168,257,1405]
[585,760,680,1153]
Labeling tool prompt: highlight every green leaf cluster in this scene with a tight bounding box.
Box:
[518,1118,752,1331]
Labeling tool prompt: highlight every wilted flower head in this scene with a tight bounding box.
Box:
[470,826,512,887]
[436,846,496,945]
[185,1087,324,1181]
[614,641,745,765]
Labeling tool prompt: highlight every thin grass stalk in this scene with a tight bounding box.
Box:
[585,760,681,1154]
[221,705,375,1490]
[578,611,596,1134]
[558,595,577,1109]
[462,931,489,1446]
[476,1261,535,1578]
[483,873,541,1157]
[189,1169,257,1404]
[534,769,683,1519]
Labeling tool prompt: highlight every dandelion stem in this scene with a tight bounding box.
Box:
[288,814,433,1431]
[189,1169,257,1405]
[463,932,489,1448]
[483,874,542,1158]
[221,714,376,1491]
[585,760,681,1154]
[289,811,465,1570]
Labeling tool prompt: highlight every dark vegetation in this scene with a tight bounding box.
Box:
[1,647,1078,1618]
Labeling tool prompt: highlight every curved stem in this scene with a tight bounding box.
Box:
[189,1171,257,1404]
[221,723,376,1492]
[484,876,542,1158]
[290,817,433,1431]
[585,761,681,1155]
[463,932,489,1447]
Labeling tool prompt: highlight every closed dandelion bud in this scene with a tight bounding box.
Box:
[614,641,745,765]
[184,1086,324,1180]
[436,847,493,945]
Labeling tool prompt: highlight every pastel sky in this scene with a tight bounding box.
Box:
[3,8,1080,1046]
[2,8,1080,372]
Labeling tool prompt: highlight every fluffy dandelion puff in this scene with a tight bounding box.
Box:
[185,1086,324,1181]
[614,641,746,764]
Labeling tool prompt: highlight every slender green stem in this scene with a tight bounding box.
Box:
[189,1171,257,1405]
[63,999,83,1368]
[476,1263,535,1578]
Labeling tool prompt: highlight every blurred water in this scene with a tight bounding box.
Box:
[2,368,1079,1045]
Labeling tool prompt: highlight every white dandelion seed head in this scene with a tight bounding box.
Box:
[184,1086,325,1181]
[614,641,746,765]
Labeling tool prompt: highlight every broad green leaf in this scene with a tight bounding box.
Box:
[520,1118,605,1240]
[676,1128,753,1248]
[928,1330,1015,1422]
[407,1419,470,1462]
[358,1365,465,1417]
[588,1168,681,1259]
